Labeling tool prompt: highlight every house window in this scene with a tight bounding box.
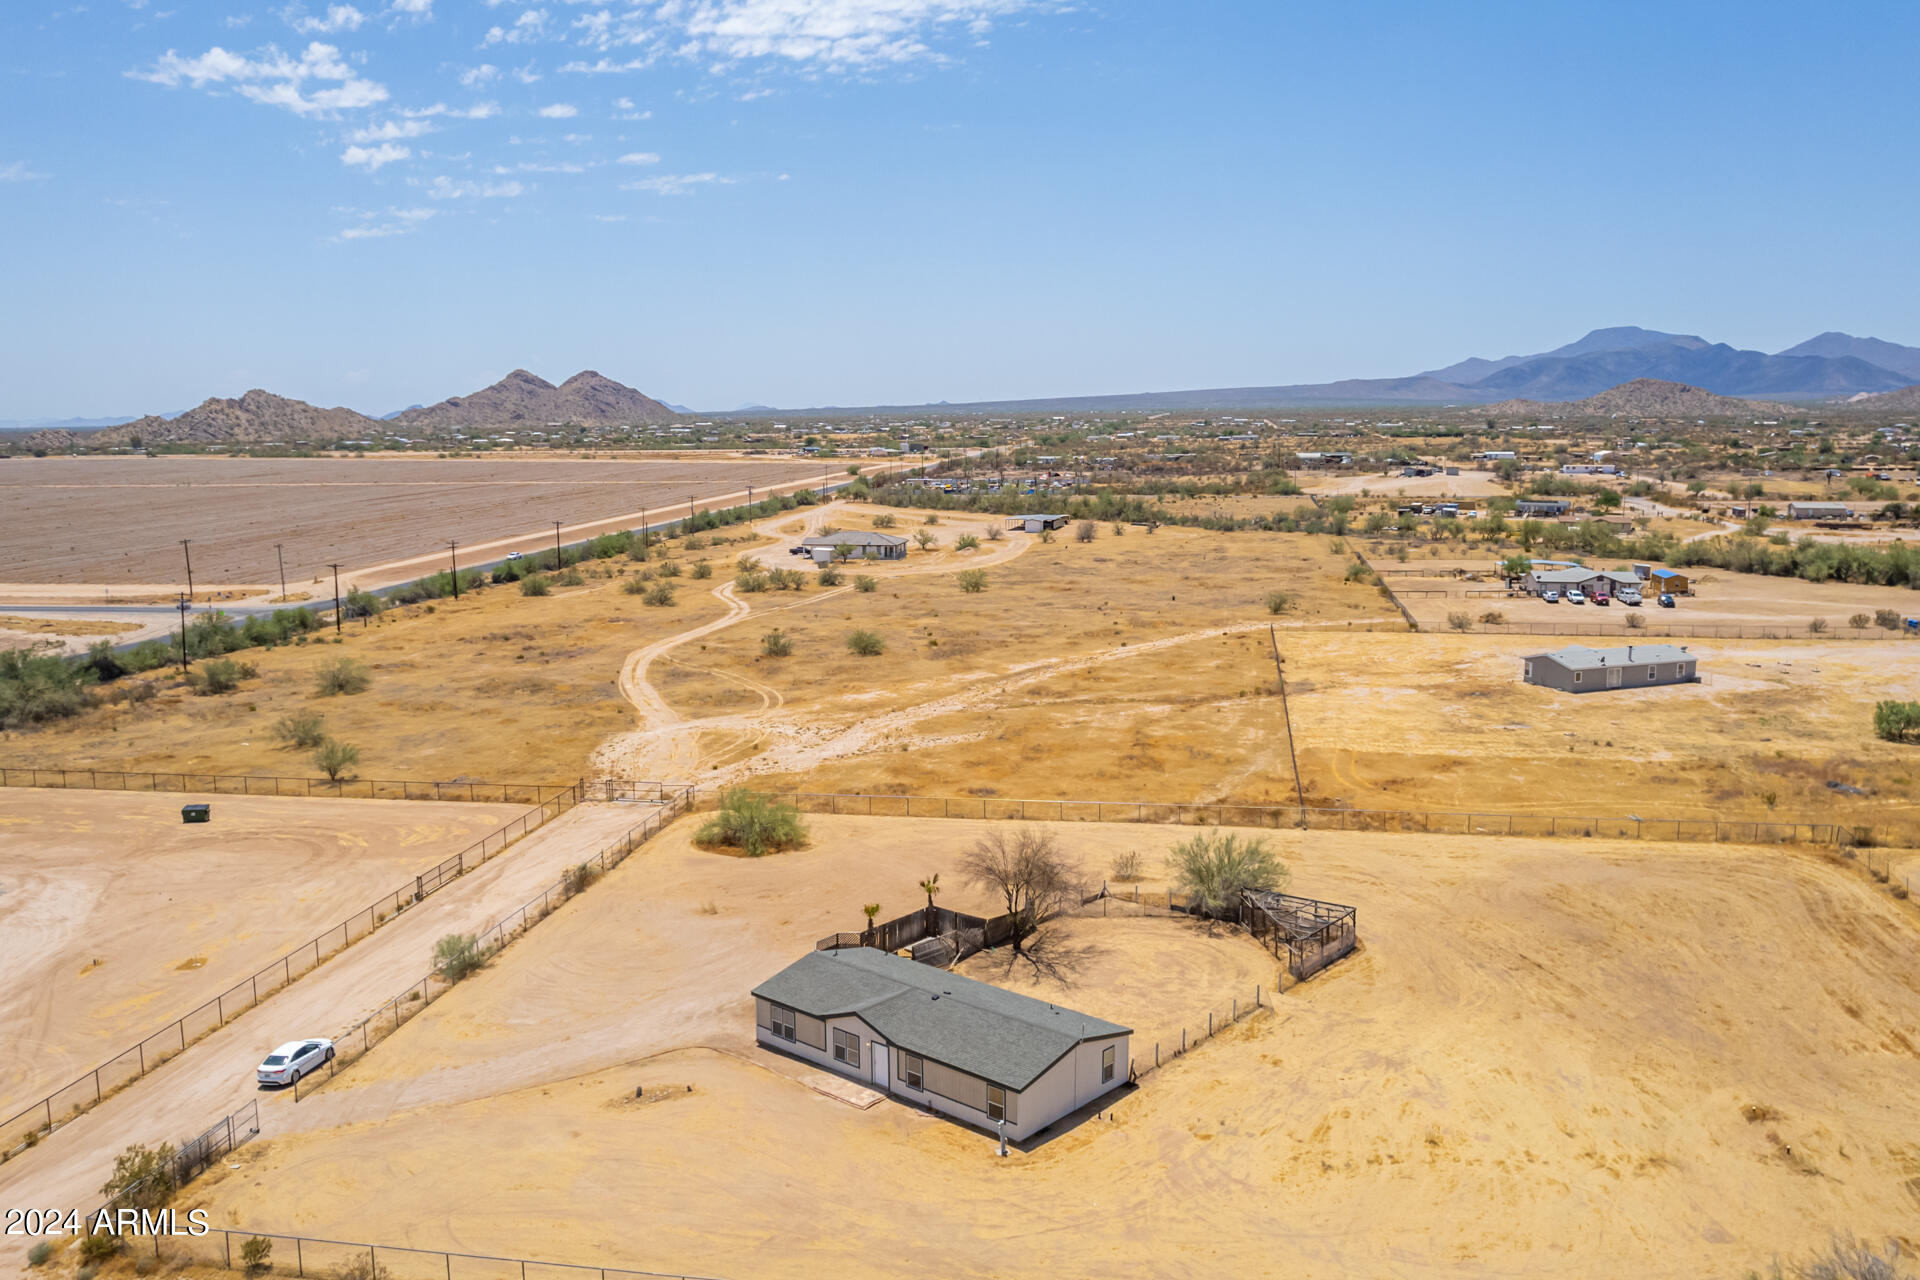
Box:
[1524,662,1532,680]
[1101,1046,1115,1084]
[769,1005,796,1042]
[1573,672,1582,684]
[1647,667,1656,681]
[831,1028,860,1068]
[902,1054,924,1090]
[987,1086,1005,1122]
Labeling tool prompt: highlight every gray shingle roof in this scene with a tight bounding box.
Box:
[753,948,1129,1091]
[1531,568,1639,586]
[1528,643,1692,670]
[799,530,907,548]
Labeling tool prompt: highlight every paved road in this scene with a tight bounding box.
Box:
[0,801,649,1236]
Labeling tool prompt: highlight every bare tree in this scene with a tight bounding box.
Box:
[960,826,1078,957]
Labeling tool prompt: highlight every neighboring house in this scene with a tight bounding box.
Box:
[1522,567,1641,597]
[1514,498,1571,518]
[753,948,1131,1142]
[1294,452,1353,468]
[1473,450,1516,461]
[1560,463,1620,475]
[1010,513,1070,533]
[1786,501,1855,521]
[1522,644,1699,693]
[1648,567,1691,595]
[800,531,908,562]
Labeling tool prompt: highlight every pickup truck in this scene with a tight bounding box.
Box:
[1618,590,1642,606]
[1593,593,1611,606]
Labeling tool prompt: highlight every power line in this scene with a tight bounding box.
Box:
[1268,624,1305,817]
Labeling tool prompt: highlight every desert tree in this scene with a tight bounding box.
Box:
[313,738,360,781]
[960,826,1078,958]
[1170,831,1289,920]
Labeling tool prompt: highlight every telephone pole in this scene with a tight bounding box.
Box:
[1268,625,1306,819]
[179,539,194,601]
[273,543,287,601]
[175,594,192,676]
[447,540,460,599]
[328,563,343,636]
[551,521,564,571]
[686,494,696,531]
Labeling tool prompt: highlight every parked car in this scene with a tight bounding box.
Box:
[1542,590,1560,604]
[787,545,810,556]
[1567,589,1586,605]
[1658,593,1676,608]
[505,551,523,562]
[257,1038,334,1087]
[1593,593,1611,606]
[1619,591,1642,606]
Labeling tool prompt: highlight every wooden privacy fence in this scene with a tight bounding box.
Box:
[0,783,585,1161]
[107,1228,728,1280]
[815,904,1018,965]
[0,767,580,803]
[705,788,1858,848]
[293,786,697,1101]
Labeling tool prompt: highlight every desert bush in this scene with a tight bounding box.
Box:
[1625,612,1646,629]
[1447,611,1472,632]
[1110,850,1143,882]
[769,568,806,591]
[313,657,371,696]
[341,588,383,620]
[1170,831,1289,917]
[190,657,255,695]
[330,1254,392,1280]
[1075,519,1097,543]
[1753,1233,1910,1280]
[1808,616,1829,633]
[1344,562,1373,584]
[955,533,980,551]
[27,1242,51,1267]
[761,629,792,658]
[735,567,771,593]
[847,629,884,656]
[657,560,682,579]
[563,861,601,897]
[817,564,844,587]
[1479,610,1506,624]
[240,1237,273,1274]
[620,575,648,595]
[1873,700,1920,743]
[855,575,878,593]
[1265,590,1295,615]
[1875,608,1901,631]
[871,514,897,528]
[556,568,585,587]
[924,513,940,524]
[77,1263,102,1279]
[0,649,95,729]
[957,569,988,593]
[79,1229,122,1262]
[914,530,938,550]
[518,575,551,597]
[691,560,713,579]
[135,1252,158,1275]
[695,788,808,857]
[313,737,361,781]
[986,525,1005,541]
[1111,521,1126,536]
[1038,527,1055,542]
[1850,613,1872,629]
[642,582,676,607]
[99,1141,175,1210]
[432,932,483,982]
[273,710,326,749]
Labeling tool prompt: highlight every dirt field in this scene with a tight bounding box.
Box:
[1304,468,1510,498]
[0,789,525,1120]
[0,456,842,588]
[182,814,1920,1279]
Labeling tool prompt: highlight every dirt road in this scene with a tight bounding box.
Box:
[0,801,649,1227]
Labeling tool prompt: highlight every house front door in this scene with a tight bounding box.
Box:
[871,1044,889,1090]
[1607,666,1623,688]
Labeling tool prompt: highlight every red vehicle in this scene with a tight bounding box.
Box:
[1593,593,1611,606]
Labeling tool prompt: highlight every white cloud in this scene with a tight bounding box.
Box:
[224,14,253,28]
[500,160,585,173]
[130,41,388,117]
[426,175,525,197]
[619,171,729,195]
[615,151,659,165]
[341,141,410,169]
[333,205,434,240]
[536,102,577,117]
[351,117,433,141]
[559,56,653,74]
[457,63,498,87]
[591,213,627,222]
[388,0,431,15]
[512,63,542,83]
[289,3,365,35]
[675,0,1042,69]
[405,100,499,118]
[482,8,547,45]
[1,161,48,182]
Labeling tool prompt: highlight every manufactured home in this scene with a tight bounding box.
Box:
[753,948,1131,1142]
[799,530,908,562]
[1522,643,1698,693]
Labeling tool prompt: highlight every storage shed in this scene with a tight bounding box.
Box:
[1009,514,1070,533]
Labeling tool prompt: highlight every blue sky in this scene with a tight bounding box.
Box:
[2,1,1917,419]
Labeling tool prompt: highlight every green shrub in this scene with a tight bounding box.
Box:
[735,569,770,593]
[556,568,585,587]
[1170,831,1289,917]
[955,533,980,551]
[519,575,551,597]
[694,788,808,857]
[314,738,361,781]
[957,569,988,593]
[854,575,878,593]
[26,1242,52,1267]
[762,629,793,658]
[274,710,327,749]
[240,1237,273,1274]
[0,650,96,729]
[99,1141,175,1210]
[620,575,649,596]
[190,657,255,695]
[657,560,682,579]
[1873,700,1920,743]
[1850,612,1872,629]
[817,564,844,587]
[691,560,713,579]
[77,1264,100,1280]
[847,629,884,656]
[342,588,383,620]
[1447,611,1472,632]
[870,514,897,529]
[642,582,676,607]
[1264,590,1295,615]
[1875,609,1901,631]
[314,657,371,696]
[769,568,806,591]
[432,932,484,982]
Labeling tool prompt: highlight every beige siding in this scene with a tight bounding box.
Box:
[922,1060,989,1113]
[754,997,771,1030]
[796,1012,826,1051]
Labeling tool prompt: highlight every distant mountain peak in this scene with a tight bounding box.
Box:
[398,368,676,428]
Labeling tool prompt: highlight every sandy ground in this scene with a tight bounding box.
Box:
[1304,468,1509,498]
[0,455,849,590]
[177,816,1920,1280]
[0,790,525,1123]
[0,801,651,1229]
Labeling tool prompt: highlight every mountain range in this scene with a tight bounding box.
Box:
[394,369,676,431]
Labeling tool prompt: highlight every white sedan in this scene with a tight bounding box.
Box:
[256,1038,334,1087]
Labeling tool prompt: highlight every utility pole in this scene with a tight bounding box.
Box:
[175,594,191,676]
[686,494,696,532]
[328,563,343,636]
[1268,625,1306,820]
[179,539,194,601]
[273,543,287,602]
[552,521,564,572]
[447,540,460,600]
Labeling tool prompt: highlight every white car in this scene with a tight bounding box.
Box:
[505,551,524,562]
[257,1038,334,1087]
[1567,588,1586,605]
[1542,590,1560,603]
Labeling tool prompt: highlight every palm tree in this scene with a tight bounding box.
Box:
[918,873,941,932]
[861,902,881,945]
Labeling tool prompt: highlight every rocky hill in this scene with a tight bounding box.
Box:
[94,390,381,446]
[1841,383,1920,412]
[396,370,677,430]
[1481,379,1791,419]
